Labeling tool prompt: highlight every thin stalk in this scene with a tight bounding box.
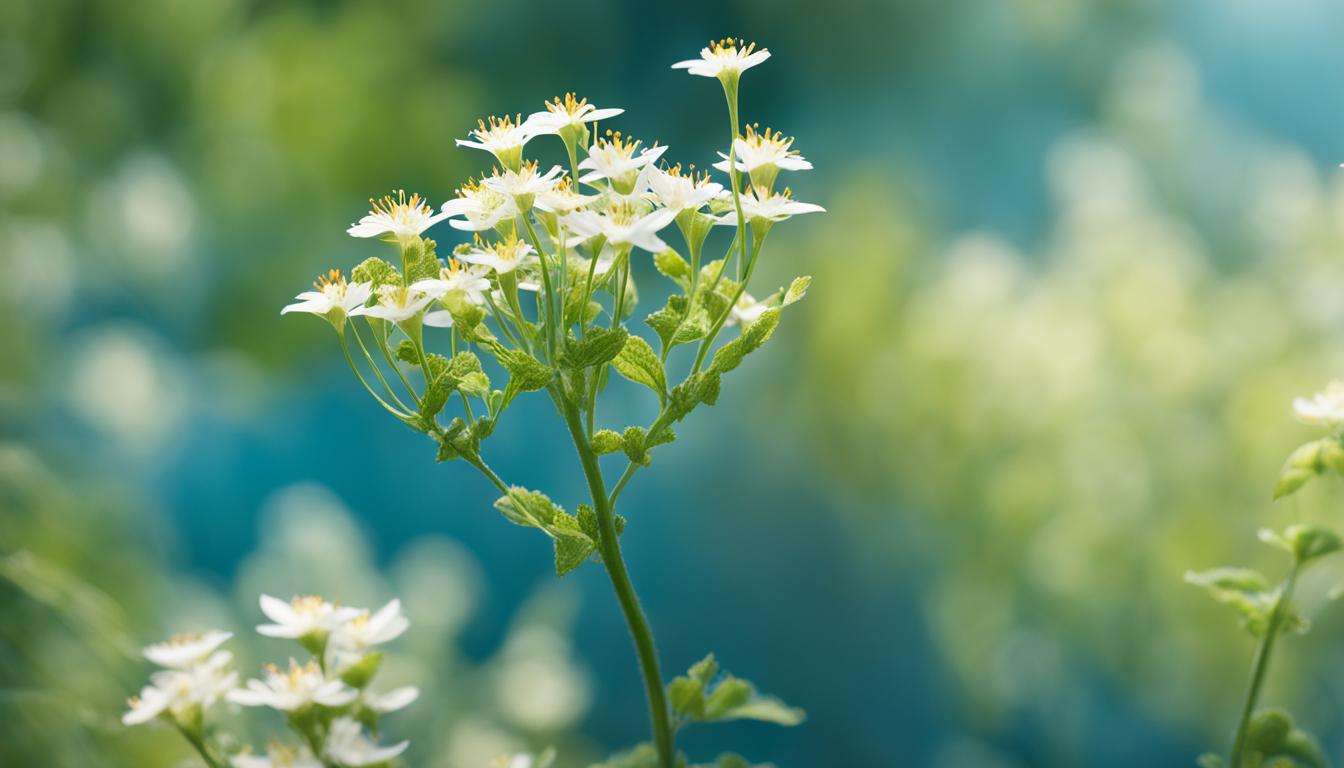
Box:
[559,397,674,768]
[339,334,412,420]
[173,723,222,768]
[369,319,422,408]
[692,230,767,374]
[520,213,559,361]
[1228,562,1301,768]
[349,322,412,412]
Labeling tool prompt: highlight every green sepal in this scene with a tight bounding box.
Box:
[339,651,383,688]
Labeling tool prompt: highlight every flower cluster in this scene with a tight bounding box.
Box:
[278,39,813,768]
[124,594,416,768]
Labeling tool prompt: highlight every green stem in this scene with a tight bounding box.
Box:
[339,333,412,420]
[1228,562,1300,768]
[692,231,767,374]
[559,397,674,768]
[173,723,222,768]
[520,213,559,361]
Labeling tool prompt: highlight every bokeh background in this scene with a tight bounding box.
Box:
[5,1,1344,766]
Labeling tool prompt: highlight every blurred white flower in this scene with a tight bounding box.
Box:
[411,260,492,324]
[347,190,448,240]
[323,717,409,767]
[1294,381,1344,428]
[563,204,676,253]
[716,186,825,225]
[123,651,237,726]
[362,685,420,714]
[724,293,770,327]
[525,93,623,136]
[143,630,233,669]
[643,165,723,214]
[578,132,666,193]
[535,178,599,216]
[257,595,361,641]
[326,599,410,671]
[349,285,436,324]
[672,38,770,79]
[282,270,372,320]
[441,179,520,232]
[231,743,324,768]
[228,659,357,711]
[482,162,565,204]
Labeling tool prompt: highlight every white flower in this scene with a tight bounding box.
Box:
[142,630,232,669]
[256,595,362,641]
[228,659,358,711]
[535,178,599,216]
[712,125,812,186]
[323,717,409,767]
[441,179,520,232]
[282,270,373,320]
[715,186,825,225]
[349,285,436,324]
[458,235,537,276]
[362,685,420,714]
[124,650,238,726]
[232,744,324,768]
[410,260,492,306]
[725,293,771,327]
[525,93,624,136]
[1294,381,1344,428]
[326,599,411,671]
[347,190,449,240]
[563,203,677,253]
[577,132,666,194]
[643,165,724,214]
[456,114,536,170]
[482,162,565,201]
[671,38,770,80]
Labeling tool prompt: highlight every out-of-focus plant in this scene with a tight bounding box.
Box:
[277,38,814,768]
[1187,385,1344,768]
[787,41,1344,759]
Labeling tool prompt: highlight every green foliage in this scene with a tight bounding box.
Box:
[1274,437,1344,499]
[351,257,401,288]
[667,654,805,729]
[1185,568,1286,637]
[592,429,625,454]
[647,296,710,351]
[1241,709,1328,768]
[613,335,667,397]
[667,373,722,424]
[654,249,692,288]
[564,327,630,369]
[404,237,443,283]
[1259,524,1343,568]
[494,487,563,529]
[498,349,555,392]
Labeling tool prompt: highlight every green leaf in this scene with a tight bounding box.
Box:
[564,327,630,369]
[688,654,719,685]
[458,371,491,398]
[668,676,705,720]
[646,300,685,350]
[1275,438,1344,499]
[588,744,661,768]
[1195,755,1225,768]
[613,335,667,396]
[351,257,401,288]
[551,512,595,576]
[622,426,651,466]
[782,275,811,306]
[404,237,442,283]
[1260,524,1343,567]
[667,372,722,423]
[668,654,804,729]
[498,349,555,392]
[653,249,691,286]
[494,487,562,529]
[1185,567,1280,637]
[592,429,624,455]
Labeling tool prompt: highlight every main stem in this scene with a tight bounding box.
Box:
[1228,562,1300,768]
[559,398,674,768]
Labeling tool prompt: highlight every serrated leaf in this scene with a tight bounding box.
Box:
[1259,524,1343,567]
[782,275,811,306]
[404,238,442,283]
[551,512,595,576]
[613,336,667,396]
[1185,567,1281,637]
[498,349,554,391]
[654,249,691,286]
[564,327,630,369]
[494,487,562,529]
[351,257,401,289]
[704,677,752,718]
[671,654,804,729]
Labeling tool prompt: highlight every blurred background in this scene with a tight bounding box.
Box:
[4,0,1344,766]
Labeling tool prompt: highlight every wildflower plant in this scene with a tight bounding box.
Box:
[1187,383,1344,768]
[124,595,416,767]
[276,38,815,767]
